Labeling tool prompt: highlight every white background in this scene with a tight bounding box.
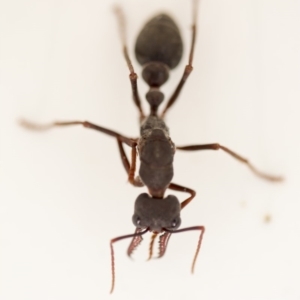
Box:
[0,0,299,299]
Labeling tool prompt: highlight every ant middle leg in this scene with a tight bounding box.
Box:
[177,143,283,182]
[161,0,199,118]
[114,6,145,121]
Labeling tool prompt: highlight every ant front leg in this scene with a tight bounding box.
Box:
[177,143,283,182]
[168,182,196,210]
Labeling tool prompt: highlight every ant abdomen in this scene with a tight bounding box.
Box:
[136,14,183,113]
[135,14,183,70]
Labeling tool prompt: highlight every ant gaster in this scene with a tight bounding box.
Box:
[20,0,283,293]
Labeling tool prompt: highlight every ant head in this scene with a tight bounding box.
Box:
[132,193,181,233]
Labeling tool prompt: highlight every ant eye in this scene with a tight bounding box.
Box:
[132,214,142,227]
[168,217,181,230]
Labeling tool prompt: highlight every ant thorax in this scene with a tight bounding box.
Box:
[138,116,175,197]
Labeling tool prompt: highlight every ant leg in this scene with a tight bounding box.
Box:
[168,182,196,210]
[161,0,199,118]
[116,139,131,173]
[128,145,144,187]
[177,143,283,182]
[20,119,137,147]
[128,146,137,183]
[161,183,204,272]
[20,118,144,185]
[114,6,145,121]
[117,140,144,187]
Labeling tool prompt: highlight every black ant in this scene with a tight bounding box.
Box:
[20,0,283,293]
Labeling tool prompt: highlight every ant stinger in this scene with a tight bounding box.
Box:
[20,0,283,293]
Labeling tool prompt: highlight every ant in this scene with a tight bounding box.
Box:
[20,0,283,293]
